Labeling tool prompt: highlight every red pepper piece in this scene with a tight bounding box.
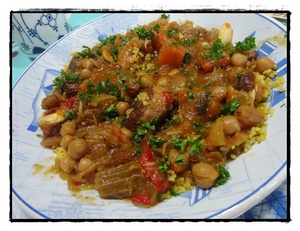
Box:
[130,194,151,205]
[66,97,75,109]
[139,146,170,193]
[163,91,174,104]
[44,107,58,115]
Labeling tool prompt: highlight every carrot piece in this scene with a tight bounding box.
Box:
[155,33,173,52]
[78,79,89,92]
[157,45,187,68]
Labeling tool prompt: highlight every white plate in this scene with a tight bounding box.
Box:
[12,13,288,219]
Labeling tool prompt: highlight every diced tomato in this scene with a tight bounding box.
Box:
[130,194,151,205]
[197,51,231,73]
[163,91,174,104]
[44,107,58,115]
[139,146,170,193]
[197,58,215,73]
[157,45,187,68]
[216,51,231,68]
[74,181,82,186]
[42,127,50,137]
[66,97,75,109]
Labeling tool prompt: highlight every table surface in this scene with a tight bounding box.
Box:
[11,13,288,220]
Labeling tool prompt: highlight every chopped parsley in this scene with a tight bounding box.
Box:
[175,155,185,165]
[135,26,151,40]
[186,91,195,99]
[132,117,158,143]
[157,159,171,174]
[78,78,121,103]
[187,136,205,155]
[183,53,192,64]
[181,38,197,47]
[149,135,167,149]
[78,80,96,103]
[205,39,233,61]
[171,135,190,153]
[103,104,118,121]
[214,165,230,187]
[167,27,178,38]
[171,135,204,155]
[235,36,256,51]
[99,35,117,47]
[193,122,202,132]
[161,13,170,19]
[64,110,76,120]
[220,100,240,115]
[164,114,180,127]
[77,45,98,58]
[53,70,83,91]
[133,24,160,40]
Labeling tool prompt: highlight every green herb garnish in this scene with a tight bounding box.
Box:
[149,136,167,149]
[157,159,171,174]
[161,13,170,19]
[171,135,190,153]
[235,36,256,51]
[205,39,232,61]
[220,100,240,115]
[99,35,117,47]
[53,70,83,91]
[132,117,158,143]
[167,27,178,38]
[64,110,76,120]
[77,45,98,58]
[214,165,230,187]
[103,104,118,121]
[187,136,205,155]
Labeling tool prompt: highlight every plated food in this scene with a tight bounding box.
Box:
[37,14,284,208]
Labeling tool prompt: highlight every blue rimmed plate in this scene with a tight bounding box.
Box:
[12,12,288,219]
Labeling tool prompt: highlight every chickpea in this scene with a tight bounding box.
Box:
[60,121,76,136]
[230,53,247,67]
[68,138,89,160]
[140,74,154,88]
[59,156,77,173]
[211,86,228,101]
[120,127,133,139]
[116,101,130,116]
[156,75,171,88]
[77,157,94,172]
[222,116,241,135]
[82,58,93,69]
[192,163,219,189]
[60,134,75,150]
[80,68,92,79]
[168,149,190,173]
[169,75,188,94]
[255,57,275,74]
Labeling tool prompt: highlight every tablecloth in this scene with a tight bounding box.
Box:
[11,12,288,220]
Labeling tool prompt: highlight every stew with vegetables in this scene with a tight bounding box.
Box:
[38,14,283,207]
